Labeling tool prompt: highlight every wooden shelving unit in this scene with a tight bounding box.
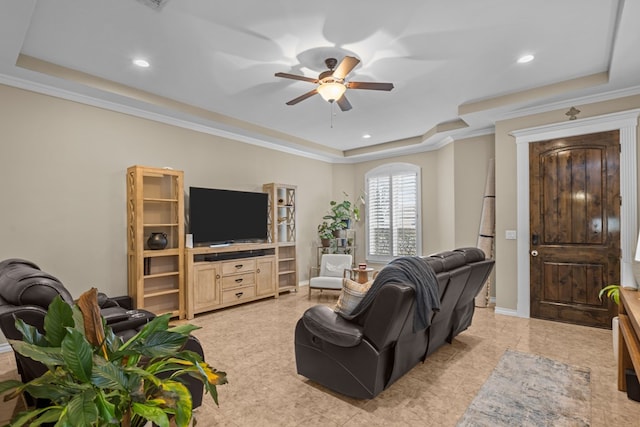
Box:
[263,183,298,293]
[127,165,185,319]
[316,229,356,267]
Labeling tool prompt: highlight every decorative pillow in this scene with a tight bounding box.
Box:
[334,278,374,316]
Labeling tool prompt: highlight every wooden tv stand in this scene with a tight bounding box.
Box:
[185,242,277,319]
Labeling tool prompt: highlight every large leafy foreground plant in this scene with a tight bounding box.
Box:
[0,288,227,427]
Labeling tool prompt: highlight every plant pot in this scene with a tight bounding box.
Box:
[321,238,331,247]
[333,229,347,239]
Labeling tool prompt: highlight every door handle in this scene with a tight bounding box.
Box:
[531,250,539,257]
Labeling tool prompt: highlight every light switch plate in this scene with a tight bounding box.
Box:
[505,230,517,240]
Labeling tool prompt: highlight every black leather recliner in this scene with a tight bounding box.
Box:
[0,258,205,408]
[294,247,494,399]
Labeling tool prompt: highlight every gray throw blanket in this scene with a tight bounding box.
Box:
[341,257,440,332]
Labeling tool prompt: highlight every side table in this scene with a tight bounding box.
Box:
[350,267,375,284]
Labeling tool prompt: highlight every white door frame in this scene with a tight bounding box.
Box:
[511,109,640,318]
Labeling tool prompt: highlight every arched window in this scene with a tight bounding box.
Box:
[365,163,421,262]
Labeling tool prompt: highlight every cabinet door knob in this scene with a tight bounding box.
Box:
[235,264,243,269]
[216,274,220,279]
[257,269,261,273]
[235,292,243,298]
[235,278,243,283]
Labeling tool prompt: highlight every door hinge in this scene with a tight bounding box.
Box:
[620,197,622,206]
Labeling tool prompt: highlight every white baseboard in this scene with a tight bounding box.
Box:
[494,306,519,317]
[0,342,12,353]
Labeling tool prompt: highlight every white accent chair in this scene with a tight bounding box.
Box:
[309,254,353,298]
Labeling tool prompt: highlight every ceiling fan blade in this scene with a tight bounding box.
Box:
[286,88,318,105]
[336,95,352,112]
[275,72,318,83]
[347,81,394,91]
[332,56,360,80]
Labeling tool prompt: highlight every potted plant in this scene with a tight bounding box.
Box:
[599,284,620,305]
[599,284,621,361]
[0,288,227,427]
[323,192,364,235]
[317,221,334,247]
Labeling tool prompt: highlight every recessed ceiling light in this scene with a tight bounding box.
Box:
[362,134,372,139]
[517,54,534,64]
[133,58,150,68]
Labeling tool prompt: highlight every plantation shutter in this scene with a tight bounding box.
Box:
[392,171,418,256]
[366,164,420,261]
[368,174,391,256]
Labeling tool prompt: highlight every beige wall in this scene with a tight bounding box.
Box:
[454,135,495,249]
[437,142,456,249]
[494,94,640,311]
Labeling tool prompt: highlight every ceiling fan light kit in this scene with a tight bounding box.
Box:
[275,56,394,111]
[317,82,346,102]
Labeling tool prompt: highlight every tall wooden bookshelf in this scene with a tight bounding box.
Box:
[127,165,185,319]
[263,183,298,293]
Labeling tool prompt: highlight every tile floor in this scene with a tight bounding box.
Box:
[1,288,639,426]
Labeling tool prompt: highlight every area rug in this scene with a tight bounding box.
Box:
[456,349,591,427]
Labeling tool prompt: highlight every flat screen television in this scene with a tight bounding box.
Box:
[189,187,269,246]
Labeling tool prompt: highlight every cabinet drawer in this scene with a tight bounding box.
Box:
[221,272,255,289]
[222,285,255,304]
[222,259,256,275]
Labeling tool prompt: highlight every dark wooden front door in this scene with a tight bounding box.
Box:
[529,130,620,328]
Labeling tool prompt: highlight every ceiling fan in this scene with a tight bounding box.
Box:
[275,56,394,111]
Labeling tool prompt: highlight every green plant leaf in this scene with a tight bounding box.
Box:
[63,388,98,427]
[167,323,201,335]
[141,331,188,357]
[9,339,64,366]
[0,379,23,395]
[95,389,118,425]
[131,402,170,427]
[598,284,620,304]
[5,406,63,427]
[71,305,86,336]
[23,381,76,401]
[61,328,93,383]
[160,380,192,426]
[44,296,74,347]
[118,314,171,353]
[29,407,64,426]
[90,357,128,391]
[14,317,48,347]
[103,324,121,354]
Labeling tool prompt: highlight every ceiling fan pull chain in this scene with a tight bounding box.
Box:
[330,102,334,128]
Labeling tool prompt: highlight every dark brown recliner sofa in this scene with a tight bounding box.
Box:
[294,247,494,399]
[0,258,205,408]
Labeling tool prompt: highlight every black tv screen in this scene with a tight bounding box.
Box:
[189,187,269,245]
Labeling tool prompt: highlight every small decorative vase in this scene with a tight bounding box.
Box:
[147,232,168,250]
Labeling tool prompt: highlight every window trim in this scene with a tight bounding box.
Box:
[365,162,421,263]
